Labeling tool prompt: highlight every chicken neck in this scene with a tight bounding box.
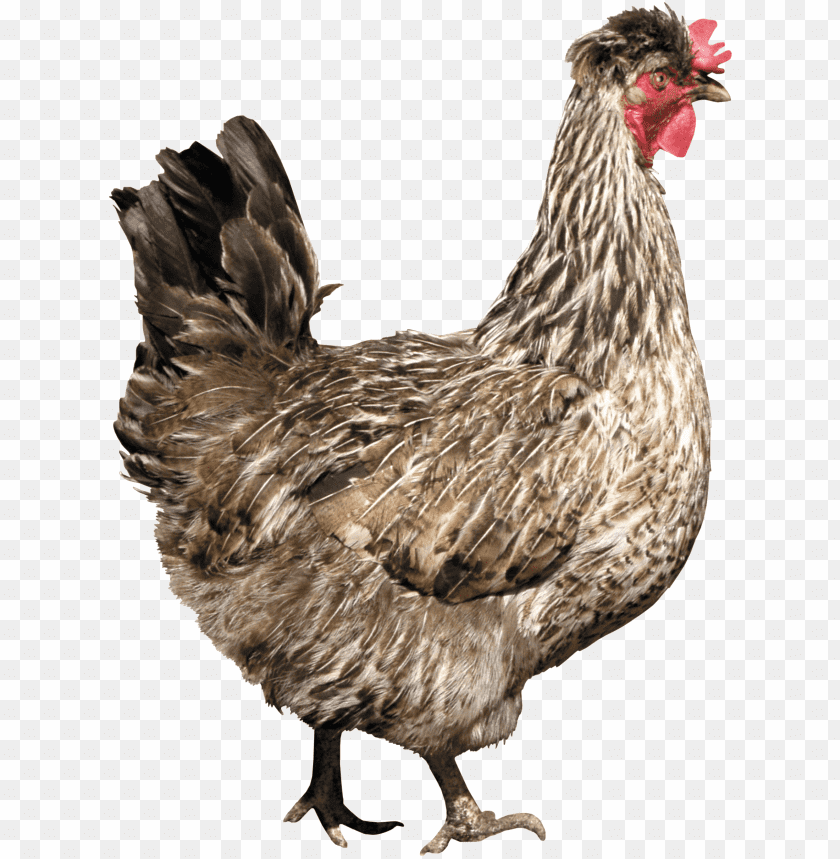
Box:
[473,84,696,390]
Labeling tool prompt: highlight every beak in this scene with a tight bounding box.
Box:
[688,71,730,103]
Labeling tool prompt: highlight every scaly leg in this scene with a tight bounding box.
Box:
[420,752,545,854]
[283,728,403,847]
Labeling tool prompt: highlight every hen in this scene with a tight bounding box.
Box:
[114,7,730,853]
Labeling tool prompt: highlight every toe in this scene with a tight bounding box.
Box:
[419,826,452,854]
[422,809,546,849]
[337,805,404,836]
[324,824,348,848]
[493,812,546,841]
[347,817,404,835]
[283,796,313,823]
[285,787,402,846]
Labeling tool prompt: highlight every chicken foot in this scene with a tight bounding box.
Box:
[420,752,546,854]
[283,727,403,847]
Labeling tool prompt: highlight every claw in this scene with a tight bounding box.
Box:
[285,728,403,847]
[283,797,312,824]
[420,810,546,854]
[421,752,546,853]
[284,789,403,847]
[323,823,348,849]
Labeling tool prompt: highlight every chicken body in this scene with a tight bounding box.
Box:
[150,98,709,758]
[115,7,728,852]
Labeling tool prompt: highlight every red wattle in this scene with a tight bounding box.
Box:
[655,102,696,158]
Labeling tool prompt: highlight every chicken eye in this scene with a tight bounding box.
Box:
[649,71,669,90]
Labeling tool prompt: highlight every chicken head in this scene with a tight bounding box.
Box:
[624,18,731,164]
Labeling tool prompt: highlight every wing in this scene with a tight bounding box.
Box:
[134,331,635,599]
[305,348,638,603]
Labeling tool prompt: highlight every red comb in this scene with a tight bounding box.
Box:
[688,19,731,74]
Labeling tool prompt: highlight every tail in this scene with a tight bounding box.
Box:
[114,117,339,493]
[113,116,341,368]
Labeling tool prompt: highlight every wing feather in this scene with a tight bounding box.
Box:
[140,332,635,595]
[306,355,633,603]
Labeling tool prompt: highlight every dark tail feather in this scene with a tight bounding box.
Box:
[112,115,329,371]
[216,117,304,221]
[154,141,243,291]
[216,117,321,347]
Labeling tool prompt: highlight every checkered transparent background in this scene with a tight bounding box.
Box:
[1,0,837,857]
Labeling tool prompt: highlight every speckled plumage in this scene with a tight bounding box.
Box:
[115,8,726,851]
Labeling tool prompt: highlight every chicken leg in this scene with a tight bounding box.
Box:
[283,727,403,847]
[420,752,546,854]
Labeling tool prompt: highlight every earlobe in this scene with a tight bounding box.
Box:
[625,87,647,105]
